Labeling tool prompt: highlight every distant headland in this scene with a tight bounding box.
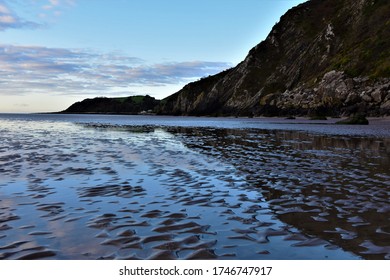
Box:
[60,95,160,115]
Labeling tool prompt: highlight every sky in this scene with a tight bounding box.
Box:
[0,0,307,113]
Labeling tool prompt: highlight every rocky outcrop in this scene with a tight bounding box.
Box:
[157,0,390,116]
[276,71,390,116]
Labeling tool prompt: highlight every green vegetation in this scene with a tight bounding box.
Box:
[62,95,160,115]
[157,0,390,117]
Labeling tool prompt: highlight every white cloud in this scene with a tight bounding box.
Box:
[0,0,76,29]
[0,14,15,23]
[42,0,60,10]
[41,0,74,18]
[0,44,231,98]
[0,0,40,30]
[0,3,10,14]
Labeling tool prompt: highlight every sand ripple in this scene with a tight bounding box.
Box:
[0,119,388,259]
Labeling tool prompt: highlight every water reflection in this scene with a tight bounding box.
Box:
[0,117,388,259]
[168,127,390,259]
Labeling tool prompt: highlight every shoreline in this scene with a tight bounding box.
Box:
[2,111,390,122]
[1,113,390,137]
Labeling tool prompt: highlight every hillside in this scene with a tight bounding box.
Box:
[157,0,390,117]
[61,95,160,115]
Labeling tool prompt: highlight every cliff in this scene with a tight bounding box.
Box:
[157,0,390,117]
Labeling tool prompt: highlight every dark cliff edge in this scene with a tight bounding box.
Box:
[157,0,390,117]
[61,95,160,115]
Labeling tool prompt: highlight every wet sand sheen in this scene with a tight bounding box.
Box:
[0,115,389,259]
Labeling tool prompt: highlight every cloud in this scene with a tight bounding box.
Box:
[0,0,76,29]
[0,44,232,97]
[0,0,40,30]
[42,0,61,10]
[40,0,75,19]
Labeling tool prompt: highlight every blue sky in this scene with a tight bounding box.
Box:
[0,0,306,113]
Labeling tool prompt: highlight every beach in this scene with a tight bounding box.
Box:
[0,114,389,259]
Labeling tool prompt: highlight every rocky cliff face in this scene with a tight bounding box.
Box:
[158,0,390,116]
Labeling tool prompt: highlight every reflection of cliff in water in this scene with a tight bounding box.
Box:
[168,127,390,260]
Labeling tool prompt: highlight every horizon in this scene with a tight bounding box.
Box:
[0,0,306,113]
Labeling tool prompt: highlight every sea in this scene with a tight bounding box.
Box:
[0,113,389,260]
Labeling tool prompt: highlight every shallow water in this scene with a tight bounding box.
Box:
[0,114,389,259]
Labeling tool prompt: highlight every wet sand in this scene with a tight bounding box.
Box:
[170,127,390,260]
[0,115,389,259]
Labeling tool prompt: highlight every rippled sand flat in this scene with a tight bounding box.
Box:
[0,115,389,259]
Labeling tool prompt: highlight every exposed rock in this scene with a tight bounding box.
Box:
[381,100,390,111]
[277,71,390,116]
[157,0,390,117]
[336,113,369,125]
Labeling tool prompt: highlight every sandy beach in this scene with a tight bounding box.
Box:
[0,114,389,259]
